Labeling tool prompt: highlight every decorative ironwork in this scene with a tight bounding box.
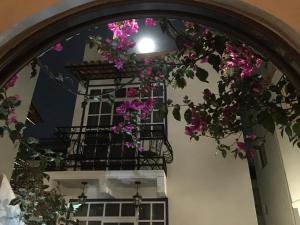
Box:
[41,124,173,175]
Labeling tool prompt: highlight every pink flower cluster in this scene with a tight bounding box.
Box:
[4,74,19,90]
[185,110,208,136]
[52,43,63,52]
[236,132,257,157]
[107,19,139,40]
[222,42,262,78]
[116,98,155,120]
[8,108,17,124]
[144,18,157,27]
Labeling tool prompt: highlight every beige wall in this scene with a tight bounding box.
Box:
[0,66,39,179]
[166,62,257,225]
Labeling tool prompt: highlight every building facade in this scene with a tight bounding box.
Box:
[43,45,259,225]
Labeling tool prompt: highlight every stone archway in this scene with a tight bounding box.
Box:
[0,0,299,88]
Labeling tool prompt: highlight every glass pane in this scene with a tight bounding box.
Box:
[99,115,111,126]
[88,222,101,225]
[101,102,112,114]
[153,85,163,97]
[139,204,150,220]
[89,204,104,216]
[90,89,102,96]
[102,89,114,98]
[152,203,164,220]
[121,203,135,216]
[105,203,120,216]
[153,111,163,123]
[87,116,99,126]
[74,204,88,216]
[89,102,100,114]
[154,98,163,110]
[138,223,150,225]
[152,223,164,225]
[116,88,126,98]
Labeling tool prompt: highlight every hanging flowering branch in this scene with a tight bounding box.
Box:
[88,18,300,158]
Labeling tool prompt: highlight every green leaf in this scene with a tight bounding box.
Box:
[258,112,275,133]
[196,67,209,83]
[27,137,39,145]
[208,54,221,72]
[221,150,227,158]
[184,109,192,123]
[9,197,22,205]
[272,109,288,125]
[15,122,25,132]
[285,127,293,138]
[214,36,226,54]
[172,104,181,121]
[9,130,19,143]
[292,122,300,136]
[185,69,194,79]
[166,99,173,105]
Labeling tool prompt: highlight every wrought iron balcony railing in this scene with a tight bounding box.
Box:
[41,124,173,175]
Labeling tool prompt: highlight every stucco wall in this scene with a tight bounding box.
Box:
[166,62,257,225]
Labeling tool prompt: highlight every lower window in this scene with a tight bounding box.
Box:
[72,199,168,225]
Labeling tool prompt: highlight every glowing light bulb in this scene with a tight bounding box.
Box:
[137,37,155,53]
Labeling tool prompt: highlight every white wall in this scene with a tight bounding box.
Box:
[254,126,296,225]
[167,62,258,225]
[0,66,39,179]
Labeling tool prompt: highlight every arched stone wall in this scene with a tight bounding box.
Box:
[0,0,299,90]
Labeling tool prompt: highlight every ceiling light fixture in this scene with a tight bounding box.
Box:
[133,181,142,217]
[78,181,88,204]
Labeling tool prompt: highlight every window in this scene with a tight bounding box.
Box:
[72,199,167,225]
[79,83,166,169]
[86,84,165,128]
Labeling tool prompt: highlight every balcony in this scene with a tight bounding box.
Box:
[41,124,173,175]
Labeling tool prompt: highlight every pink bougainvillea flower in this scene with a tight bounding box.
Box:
[127,88,138,97]
[52,43,63,52]
[114,58,124,70]
[123,124,135,133]
[144,18,157,27]
[236,142,246,151]
[246,132,257,140]
[138,146,145,152]
[8,108,17,124]
[125,142,135,149]
[108,19,139,40]
[4,74,19,90]
[184,110,208,136]
[222,42,262,79]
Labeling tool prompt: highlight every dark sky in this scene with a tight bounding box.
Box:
[24,20,176,138]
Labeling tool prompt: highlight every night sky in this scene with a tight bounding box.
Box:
[24,20,176,138]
